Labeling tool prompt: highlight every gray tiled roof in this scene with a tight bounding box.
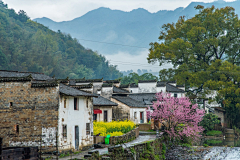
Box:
[157,81,167,87]
[105,80,120,83]
[75,78,103,83]
[129,93,157,105]
[59,84,96,97]
[0,75,32,82]
[119,84,129,88]
[70,83,93,89]
[31,80,58,88]
[113,86,129,93]
[102,83,112,87]
[130,83,138,88]
[138,80,157,83]
[166,83,185,93]
[176,85,184,87]
[112,96,146,108]
[0,70,53,81]
[93,95,118,106]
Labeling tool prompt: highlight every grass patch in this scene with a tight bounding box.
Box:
[204,139,222,146]
[206,130,222,136]
[74,151,82,154]
[179,143,191,148]
[146,130,156,133]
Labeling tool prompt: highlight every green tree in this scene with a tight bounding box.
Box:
[0,1,123,80]
[147,5,240,128]
[199,113,220,133]
[0,47,8,69]
[120,72,158,85]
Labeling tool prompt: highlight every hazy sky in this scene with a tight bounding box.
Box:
[2,0,236,22]
[1,0,236,72]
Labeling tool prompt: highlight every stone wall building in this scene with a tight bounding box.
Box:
[0,70,96,151]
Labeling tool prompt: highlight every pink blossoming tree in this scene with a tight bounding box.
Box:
[147,92,205,143]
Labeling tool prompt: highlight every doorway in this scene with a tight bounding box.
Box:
[140,112,144,123]
[75,126,79,150]
[104,110,108,122]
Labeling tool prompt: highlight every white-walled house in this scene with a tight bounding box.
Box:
[59,84,97,150]
[93,95,118,122]
[111,95,147,124]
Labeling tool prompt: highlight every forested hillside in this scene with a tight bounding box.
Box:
[0,2,122,79]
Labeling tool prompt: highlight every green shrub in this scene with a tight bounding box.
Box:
[199,113,220,133]
[203,143,209,147]
[180,143,191,148]
[206,130,222,136]
[204,139,222,146]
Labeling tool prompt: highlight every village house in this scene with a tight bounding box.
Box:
[92,95,118,122]
[0,70,96,151]
[111,95,147,123]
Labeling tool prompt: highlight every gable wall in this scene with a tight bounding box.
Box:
[59,96,93,150]
[138,82,157,93]
[0,81,59,148]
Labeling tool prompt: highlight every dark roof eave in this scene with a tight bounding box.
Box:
[60,92,97,97]
[93,104,118,106]
[166,90,185,93]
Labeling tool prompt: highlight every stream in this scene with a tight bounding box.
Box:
[202,137,240,159]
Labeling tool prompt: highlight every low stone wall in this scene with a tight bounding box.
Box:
[139,123,151,131]
[94,127,139,145]
[85,137,165,160]
[0,146,39,160]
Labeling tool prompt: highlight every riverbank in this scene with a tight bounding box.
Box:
[165,145,212,160]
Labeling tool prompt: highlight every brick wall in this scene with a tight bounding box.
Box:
[0,81,59,148]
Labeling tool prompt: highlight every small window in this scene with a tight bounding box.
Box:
[86,123,90,135]
[86,99,88,108]
[62,125,67,138]
[134,112,137,119]
[9,102,13,107]
[74,98,78,110]
[14,125,19,134]
[93,114,97,121]
[64,98,66,108]
[174,94,177,98]
[131,90,133,93]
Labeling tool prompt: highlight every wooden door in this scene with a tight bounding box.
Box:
[104,110,108,122]
[140,112,144,123]
[75,126,79,150]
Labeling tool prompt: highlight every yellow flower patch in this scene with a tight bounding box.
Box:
[93,120,136,137]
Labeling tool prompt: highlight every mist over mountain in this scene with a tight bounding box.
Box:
[34,0,240,56]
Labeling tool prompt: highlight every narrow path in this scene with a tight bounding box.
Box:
[58,135,157,159]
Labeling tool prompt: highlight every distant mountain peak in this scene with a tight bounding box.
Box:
[130,8,149,12]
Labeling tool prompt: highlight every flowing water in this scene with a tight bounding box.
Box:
[200,137,240,159]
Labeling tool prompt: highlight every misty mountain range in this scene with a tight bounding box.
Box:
[34,0,240,56]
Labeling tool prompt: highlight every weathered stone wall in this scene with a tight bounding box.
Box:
[94,127,139,145]
[139,124,151,131]
[87,137,164,160]
[214,109,226,127]
[0,81,59,148]
[101,87,113,99]
[111,98,130,120]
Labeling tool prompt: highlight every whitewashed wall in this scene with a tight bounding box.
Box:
[101,87,113,99]
[156,86,166,93]
[59,96,93,150]
[95,106,113,122]
[130,108,147,124]
[130,87,139,93]
[138,82,157,93]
